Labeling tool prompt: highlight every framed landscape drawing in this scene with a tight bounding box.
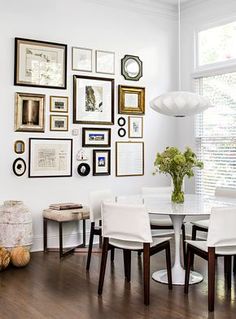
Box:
[72,47,92,72]
[50,96,68,112]
[116,141,144,177]
[82,127,111,147]
[14,38,67,89]
[128,116,143,138]
[50,115,68,131]
[93,149,111,176]
[118,85,145,115]
[29,138,72,178]
[15,92,45,132]
[95,50,115,74]
[73,75,114,124]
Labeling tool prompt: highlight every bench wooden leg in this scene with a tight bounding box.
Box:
[59,222,63,258]
[82,219,86,246]
[43,218,48,252]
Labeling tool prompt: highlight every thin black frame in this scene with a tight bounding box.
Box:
[93,149,111,176]
[14,37,67,89]
[82,127,111,147]
[28,138,73,178]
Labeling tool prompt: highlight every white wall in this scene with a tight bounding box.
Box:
[0,0,178,251]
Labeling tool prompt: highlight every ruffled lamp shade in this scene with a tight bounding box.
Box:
[150,91,213,117]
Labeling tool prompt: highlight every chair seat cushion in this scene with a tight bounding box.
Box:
[191,219,209,229]
[109,237,171,250]
[150,217,173,227]
[186,240,236,255]
[43,207,90,222]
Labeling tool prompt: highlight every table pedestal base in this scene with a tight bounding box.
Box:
[152,267,203,285]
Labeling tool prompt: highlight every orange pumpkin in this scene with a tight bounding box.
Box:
[11,246,30,267]
[0,247,10,271]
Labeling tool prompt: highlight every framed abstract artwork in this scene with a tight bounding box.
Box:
[14,38,67,89]
[95,50,115,74]
[118,85,145,115]
[93,149,111,176]
[50,96,68,113]
[82,127,111,147]
[72,47,92,72]
[128,116,143,138]
[73,75,114,124]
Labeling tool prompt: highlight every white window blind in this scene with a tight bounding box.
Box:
[195,72,236,196]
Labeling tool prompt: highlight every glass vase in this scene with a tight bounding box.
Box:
[171,176,184,203]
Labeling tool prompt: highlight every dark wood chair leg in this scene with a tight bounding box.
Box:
[143,243,150,306]
[43,218,48,252]
[138,251,142,257]
[59,222,63,258]
[165,242,172,290]
[234,256,236,274]
[190,225,197,268]
[123,249,131,282]
[208,247,216,312]
[86,222,95,271]
[82,219,86,246]
[110,247,115,263]
[182,224,186,267]
[99,220,102,248]
[98,238,109,295]
[224,256,232,289]
[184,245,192,294]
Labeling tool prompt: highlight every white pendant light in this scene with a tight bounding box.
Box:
[150,0,214,117]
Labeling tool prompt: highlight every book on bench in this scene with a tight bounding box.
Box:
[49,203,83,210]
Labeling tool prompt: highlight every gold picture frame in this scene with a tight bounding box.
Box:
[118,85,145,115]
[50,96,68,113]
[14,140,25,154]
[50,115,68,131]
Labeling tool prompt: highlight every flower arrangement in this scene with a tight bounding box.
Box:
[154,147,203,203]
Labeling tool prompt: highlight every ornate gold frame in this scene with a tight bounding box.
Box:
[118,85,145,115]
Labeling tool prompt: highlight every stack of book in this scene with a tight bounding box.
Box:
[49,203,83,210]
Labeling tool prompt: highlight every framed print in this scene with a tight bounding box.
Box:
[14,140,25,154]
[13,158,26,177]
[50,96,68,113]
[72,47,92,72]
[93,149,111,176]
[128,116,143,138]
[116,141,144,177]
[118,85,145,115]
[118,128,126,137]
[14,38,67,89]
[121,55,143,81]
[15,92,45,132]
[73,75,114,125]
[77,163,90,176]
[82,128,111,147]
[50,115,68,131]
[29,138,73,178]
[95,50,115,74]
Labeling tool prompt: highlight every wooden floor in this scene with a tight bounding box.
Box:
[0,246,235,319]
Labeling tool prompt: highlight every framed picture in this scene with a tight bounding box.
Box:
[50,96,68,113]
[29,138,73,178]
[121,55,143,81]
[116,141,144,177]
[72,47,92,72]
[14,140,25,154]
[50,115,68,131]
[93,149,111,176]
[117,117,126,127]
[14,38,67,89]
[95,50,115,74]
[73,75,114,125]
[77,163,91,176]
[82,128,111,147]
[15,92,45,132]
[118,128,126,137]
[118,85,145,115]
[128,116,143,138]
[13,158,26,177]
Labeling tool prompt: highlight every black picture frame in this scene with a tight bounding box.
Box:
[117,117,126,127]
[14,37,67,89]
[93,149,111,176]
[77,163,91,176]
[118,128,126,137]
[13,158,26,176]
[82,127,111,147]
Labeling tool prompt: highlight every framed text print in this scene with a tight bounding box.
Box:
[14,38,67,89]
[116,141,144,177]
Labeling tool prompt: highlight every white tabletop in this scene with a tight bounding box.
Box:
[145,194,236,216]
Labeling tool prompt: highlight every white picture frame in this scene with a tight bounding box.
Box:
[72,47,92,72]
[128,116,143,138]
[95,50,115,75]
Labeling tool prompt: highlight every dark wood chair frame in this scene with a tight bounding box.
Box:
[185,243,234,312]
[98,238,172,305]
[43,217,86,258]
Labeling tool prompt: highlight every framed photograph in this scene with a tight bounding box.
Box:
[73,75,114,125]
[95,50,115,74]
[116,141,144,177]
[121,55,143,81]
[72,47,92,72]
[15,92,45,132]
[14,38,67,89]
[82,128,111,147]
[77,163,90,177]
[29,138,73,178]
[50,115,68,131]
[93,149,111,176]
[13,158,26,177]
[50,96,68,113]
[128,116,143,138]
[118,85,145,115]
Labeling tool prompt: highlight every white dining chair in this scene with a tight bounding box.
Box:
[98,201,172,305]
[86,189,113,270]
[185,206,236,312]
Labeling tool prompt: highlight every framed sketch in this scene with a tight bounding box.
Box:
[73,75,114,125]
[128,116,143,138]
[95,50,115,74]
[14,38,67,89]
[15,92,45,132]
[29,138,73,178]
[13,158,26,177]
[118,85,145,115]
[72,47,92,72]
[116,141,144,177]
[50,96,68,112]
[50,115,68,131]
[82,128,111,147]
[93,149,111,176]
[14,140,25,154]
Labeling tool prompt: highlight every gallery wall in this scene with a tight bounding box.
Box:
[0,0,178,251]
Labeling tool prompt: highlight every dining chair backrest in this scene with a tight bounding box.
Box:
[141,186,172,196]
[207,207,236,253]
[101,201,153,243]
[215,186,236,198]
[116,194,143,205]
[89,189,113,222]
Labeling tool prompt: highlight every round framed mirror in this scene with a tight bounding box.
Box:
[121,55,143,81]
[77,163,90,176]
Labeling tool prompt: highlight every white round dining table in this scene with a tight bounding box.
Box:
[144,194,236,286]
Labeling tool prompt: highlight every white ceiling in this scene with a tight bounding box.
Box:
[159,0,191,4]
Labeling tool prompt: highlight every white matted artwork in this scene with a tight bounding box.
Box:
[116,141,144,177]
[93,149,111,176]
[50,96,68,113]
[128,116,143,138]
[29,138,72,178]
[95,50,115,74]
[72,47,92,72]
